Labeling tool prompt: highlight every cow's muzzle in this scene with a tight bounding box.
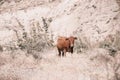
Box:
[70,44,74,47]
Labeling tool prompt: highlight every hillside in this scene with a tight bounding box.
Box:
[0,0,120,80]
[0,0,120,46]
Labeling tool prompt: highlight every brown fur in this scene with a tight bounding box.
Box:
[57,36,77,57]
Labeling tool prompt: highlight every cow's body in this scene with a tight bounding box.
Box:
[57,36,77,57]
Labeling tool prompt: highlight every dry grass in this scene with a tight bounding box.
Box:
[0,47,120,80]
[0,74,21,80]
[0,48,119,80]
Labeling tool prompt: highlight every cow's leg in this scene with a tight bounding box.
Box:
[58,48,61,57]
[62,51,64,57]
[70,47,73,54]
[70,47,74,57]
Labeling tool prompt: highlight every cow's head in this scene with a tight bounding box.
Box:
[69,36,77,48]
[68,36,77,53]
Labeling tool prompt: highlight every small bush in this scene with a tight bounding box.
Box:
[10,18,52,59]
[4,18,53,59]
[74,35,91,53]
[15,19,53,59]
[99,31,120,56]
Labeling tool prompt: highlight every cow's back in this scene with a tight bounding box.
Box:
[57,37,70,49]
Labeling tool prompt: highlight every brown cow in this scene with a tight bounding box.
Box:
[57,36,77,57]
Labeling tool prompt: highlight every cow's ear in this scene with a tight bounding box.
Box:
[74,37,77,40]
[66,38,69,40]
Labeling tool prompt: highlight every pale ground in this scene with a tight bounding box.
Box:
[0,48,115,80]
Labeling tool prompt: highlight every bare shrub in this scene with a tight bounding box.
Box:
[99,31,120,56]
[16,18,53,59]
[74,34,92,53]
[4,17,53,59]
[97,41,120,80]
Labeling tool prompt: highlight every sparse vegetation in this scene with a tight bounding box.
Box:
[98,31,120,80]
[99,31,120,57]
[0,0,120,80]
[74,33,92,53]
[16,18,53,59]
[3,17,53,59]
[0,74,21,80]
